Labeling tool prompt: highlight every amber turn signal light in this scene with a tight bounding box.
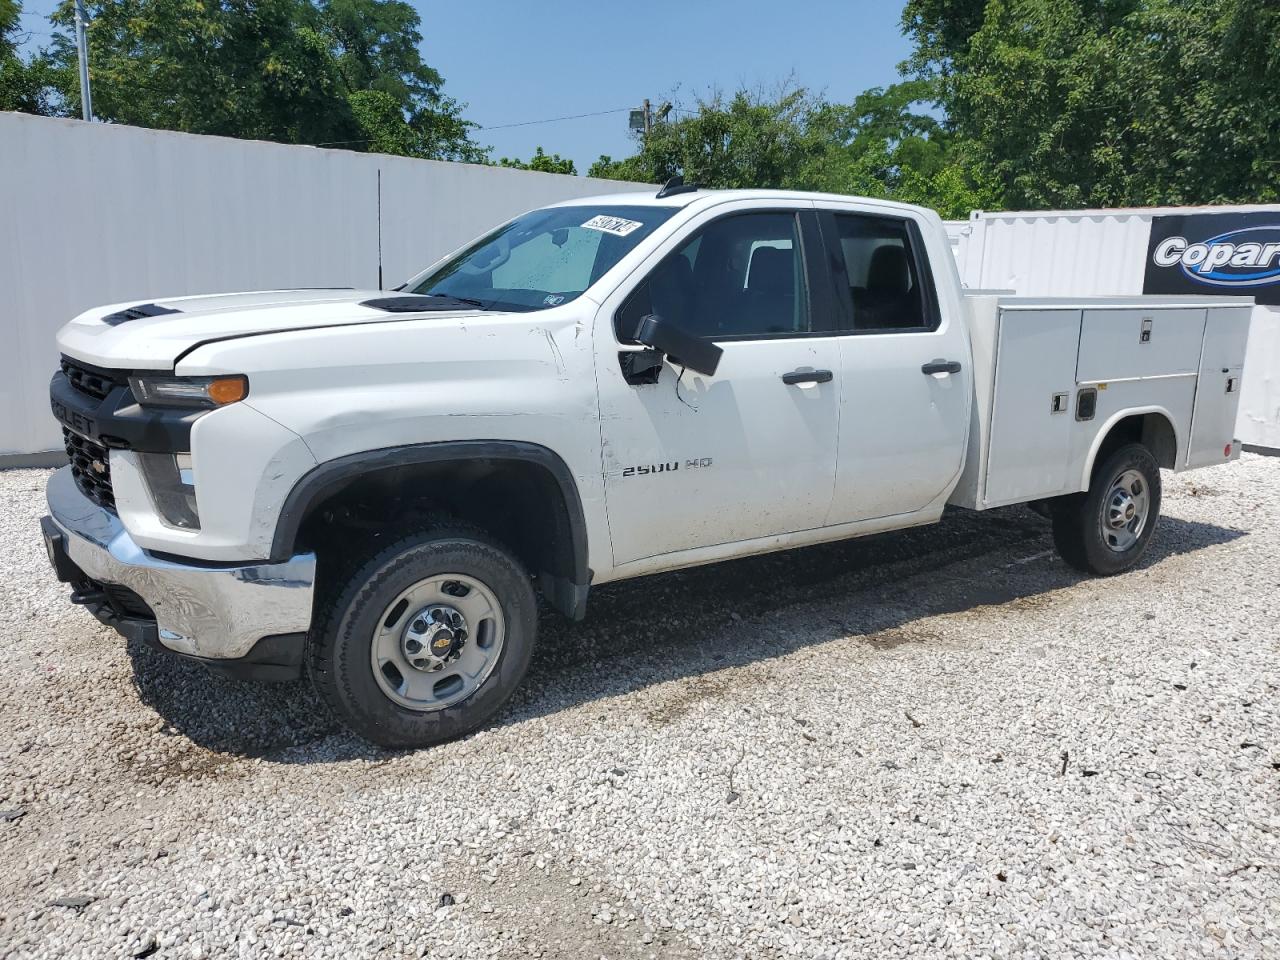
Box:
[207,376,249,405]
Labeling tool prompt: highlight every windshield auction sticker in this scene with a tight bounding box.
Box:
[581,215,644,237]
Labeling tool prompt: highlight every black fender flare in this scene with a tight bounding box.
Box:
[270,440,591,618]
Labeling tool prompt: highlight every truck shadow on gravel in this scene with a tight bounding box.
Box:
[122,508,1244,762]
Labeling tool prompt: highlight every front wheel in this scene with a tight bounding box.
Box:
[308,526,537,749]
[1052,442,1162,576]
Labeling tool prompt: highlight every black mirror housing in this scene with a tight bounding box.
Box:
[631,314,722,377]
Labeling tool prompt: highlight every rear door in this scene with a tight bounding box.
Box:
[594,201,843,565]
[816,206,972,523]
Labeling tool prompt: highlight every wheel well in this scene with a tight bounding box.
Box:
[1093,412,1177,478]
[284,449,589,619]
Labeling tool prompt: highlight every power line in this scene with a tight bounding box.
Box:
[311,106,635,149]
[10,28,56,48]
[478,107,632,131]
[313,138,382,148]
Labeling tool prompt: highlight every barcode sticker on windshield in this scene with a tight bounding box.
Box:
[581,215,644,237]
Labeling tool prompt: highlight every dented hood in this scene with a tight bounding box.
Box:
[56,288,486,369]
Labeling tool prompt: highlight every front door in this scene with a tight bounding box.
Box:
[595,205,842,565]
[816,207,972,523]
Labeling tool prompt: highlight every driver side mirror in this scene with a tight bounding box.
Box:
[631,314,722,377]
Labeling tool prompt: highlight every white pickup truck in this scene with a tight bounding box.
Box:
[41,184,1252,748]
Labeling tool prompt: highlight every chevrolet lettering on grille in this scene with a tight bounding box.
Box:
[50,398,97,439]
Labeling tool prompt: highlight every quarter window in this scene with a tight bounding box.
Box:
[616,212,810,341]
[830,214,937,331]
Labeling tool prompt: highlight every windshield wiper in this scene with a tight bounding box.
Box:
[423,293,488,309]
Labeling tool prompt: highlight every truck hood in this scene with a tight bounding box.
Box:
[56,288,486,369]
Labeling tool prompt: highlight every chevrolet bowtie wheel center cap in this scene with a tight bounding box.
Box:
[402,604,468,672]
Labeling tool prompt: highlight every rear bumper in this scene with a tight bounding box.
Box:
[43,466,316,664]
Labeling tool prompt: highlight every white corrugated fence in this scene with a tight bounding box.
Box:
[0,112,648,458]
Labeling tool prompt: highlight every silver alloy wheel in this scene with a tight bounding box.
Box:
[370,573,506,711]
[1100,468,1150,552]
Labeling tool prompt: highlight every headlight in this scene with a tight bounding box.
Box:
[138,452,200,529]
[129,375,248,408]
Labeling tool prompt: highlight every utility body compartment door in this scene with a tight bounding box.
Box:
[984,308,1083,506]
[1076,307,1205,383]
[1187,305,1252,468]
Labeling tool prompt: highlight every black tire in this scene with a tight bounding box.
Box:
[1051,442,1162,576]
[308,525,537,749]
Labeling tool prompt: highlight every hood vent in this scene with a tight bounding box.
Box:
[361,295,483,313]
[103,303,182,326]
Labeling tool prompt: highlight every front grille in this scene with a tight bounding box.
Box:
[60,357,127,401]
[63,427,115,510]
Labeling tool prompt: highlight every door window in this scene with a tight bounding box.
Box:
[828,214,939,332]
[616,212,810,341]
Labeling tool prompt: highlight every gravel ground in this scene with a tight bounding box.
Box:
[1,457,1278,959]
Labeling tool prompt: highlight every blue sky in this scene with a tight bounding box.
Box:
[14,0,914,172]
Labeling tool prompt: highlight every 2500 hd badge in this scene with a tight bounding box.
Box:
[621,457,713,478]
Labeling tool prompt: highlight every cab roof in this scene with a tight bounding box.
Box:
[543,187,936,219]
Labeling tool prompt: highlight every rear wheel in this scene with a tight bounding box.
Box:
[308,525,537,749]
[1052,442,1161,576]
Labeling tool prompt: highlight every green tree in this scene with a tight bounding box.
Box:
[793,81,997,215]
[588,88,825,189]
[1115,0,1280,205]
[0,0,60,113]
[588,84,991,218]
[900,0,989,77]
[42,0,483,160]
[497,146,576,175]
[1,0,18,57]
[317,0,481,159]
[904,0,1280,208]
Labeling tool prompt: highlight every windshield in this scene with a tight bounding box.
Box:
[407,205,676,312]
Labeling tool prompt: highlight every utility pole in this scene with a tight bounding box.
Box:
[73,0,93,121]
[630,100,670,141]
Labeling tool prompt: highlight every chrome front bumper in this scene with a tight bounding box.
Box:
[43,466,316,660]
